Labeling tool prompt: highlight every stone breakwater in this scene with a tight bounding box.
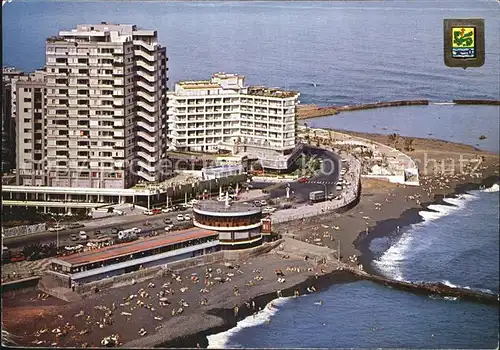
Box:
[453,99,500,105]
[297,100,429,120]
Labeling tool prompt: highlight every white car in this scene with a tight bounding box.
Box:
[162,207,173,213]
[143,210,154,216]
[184,214,191,221]
[79,231,88,240]
[262,206,276,214]
[177,214,185,221]
[48,225,65,232]
[336,184,343,191]
[164,224,174,232]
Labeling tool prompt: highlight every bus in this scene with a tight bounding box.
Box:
[117,227,141,242]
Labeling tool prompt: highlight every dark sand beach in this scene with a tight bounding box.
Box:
[2,132,498,348]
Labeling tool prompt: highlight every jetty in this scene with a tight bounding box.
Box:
[344,266,498,306]
[453,99,500,106]
[297,100,429,120]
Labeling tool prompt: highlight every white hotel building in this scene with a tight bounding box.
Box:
[167,73,301,170]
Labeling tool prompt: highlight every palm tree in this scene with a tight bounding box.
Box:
[404,137,415,152]
[387,133,399,148]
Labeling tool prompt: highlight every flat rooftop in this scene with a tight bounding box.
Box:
[52,227,217,267]
[194,200,261,214]
[247,86,299,99]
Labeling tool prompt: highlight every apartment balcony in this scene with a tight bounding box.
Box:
[137,80,155,93]
[136,150,156,163]
[137,100,157,113]
[136,120,156,133]
[137,170,156,183]
[136,110,156,123]
[134,49,156,62]
[136,60,156,72]
[136,90,157,103]
[137,159,157,173]
[137,130,156,143]
[136,70,156,83]
[133,40,157,52]
[137,140,157,153]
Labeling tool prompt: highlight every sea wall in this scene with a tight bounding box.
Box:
[1,276,40,293]
[453,99,500,105]
[298,100,429,120]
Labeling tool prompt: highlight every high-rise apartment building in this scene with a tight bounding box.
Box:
[11,70,47,185]
[44,23,169,188]
[2,67,25,174]
[167,73,300,169]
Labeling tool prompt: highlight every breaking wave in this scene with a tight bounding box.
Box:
[207,297,291,348]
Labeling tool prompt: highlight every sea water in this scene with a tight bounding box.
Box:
[2,0,499,348]
[208,185,499,349]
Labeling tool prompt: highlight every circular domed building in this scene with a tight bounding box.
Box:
[192,199,267,249]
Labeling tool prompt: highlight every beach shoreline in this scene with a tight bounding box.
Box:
[2,131,498,348]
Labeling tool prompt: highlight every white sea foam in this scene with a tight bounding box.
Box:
[207,297,292,349]
[481,183,499,193]
[372,232,414,281]
[441,280,495,294]
[441,280,459,288]
[375,194,477,280]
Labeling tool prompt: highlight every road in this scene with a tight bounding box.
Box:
[3,210,193,250]
[252,147,341,203]
[3,146,341,249]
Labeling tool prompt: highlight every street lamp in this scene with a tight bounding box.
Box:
[50,214,66,253]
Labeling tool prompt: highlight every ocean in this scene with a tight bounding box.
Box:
[2,0,499,348]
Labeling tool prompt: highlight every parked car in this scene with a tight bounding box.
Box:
[259,200,267,206]
[70,234,78,241]
[151,208,162,215]
[164,217,173,224]
[298,177,309,183]
[111,227,120,235]
[184,214,191,221]
[336,184,343,191]
[189,199,199,205]
[162,207,173,213]
[79,231,88,240]
[94,230,101,236]
[164,224,174,232]
[48,225,65,232]
[143,210,154,216]
[176,214,185,221]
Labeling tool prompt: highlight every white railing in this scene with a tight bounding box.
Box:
[137,160,156,172]
[136,89,157,103]
[136,59,155,72]
[137,100,156,113]
[136,120,156,133]
[137,140,157,153]
[137,80,155,93]
[137,170,156,182]
[136,110,156,123]
[136,70,156,83]
[137,130,156,143]
[135,49,156,62]
[136,151,157,163]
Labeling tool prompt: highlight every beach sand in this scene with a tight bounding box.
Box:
[2,131,498,348]
[2,255,342,348]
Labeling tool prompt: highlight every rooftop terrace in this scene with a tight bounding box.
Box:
[247,86,299,99]
[194,200,261,215]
